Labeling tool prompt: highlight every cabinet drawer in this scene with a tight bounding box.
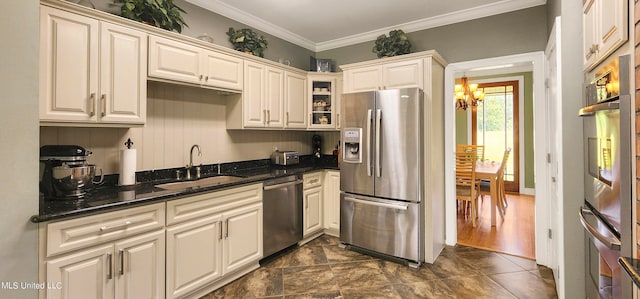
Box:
[46,203,165,257]
[166,183,262,226]
[303,172,323,190]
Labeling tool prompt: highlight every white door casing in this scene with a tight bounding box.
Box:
[545,16,563,294]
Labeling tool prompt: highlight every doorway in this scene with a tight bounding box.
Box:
[443,52,550,267]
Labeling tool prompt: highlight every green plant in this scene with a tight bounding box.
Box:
[226,27,268,58]
[114,0,188,33]
[372,29,412,58]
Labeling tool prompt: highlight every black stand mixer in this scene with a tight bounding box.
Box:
[39,145,104,200]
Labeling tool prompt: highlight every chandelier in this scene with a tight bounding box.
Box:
[455,76,484,110]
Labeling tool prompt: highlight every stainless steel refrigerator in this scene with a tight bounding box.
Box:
[340,88,424,266]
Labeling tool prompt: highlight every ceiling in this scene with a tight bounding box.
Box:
[184,0,546,52]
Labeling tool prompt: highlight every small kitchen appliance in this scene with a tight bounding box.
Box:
[312,134,322,159]
[270,150,299,166]
[39,145,104,200]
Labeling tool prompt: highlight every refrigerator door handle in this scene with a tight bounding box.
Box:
[344,196,409,210]
[375,109,382,177]
[366,109,373,177]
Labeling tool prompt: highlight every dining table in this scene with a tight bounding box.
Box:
[475,160,503,226]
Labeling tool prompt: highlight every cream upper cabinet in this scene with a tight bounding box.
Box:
[323,170,340,236]
[284,71,308,129]
[583,0,628,70]
[227,63,307,130]
[40,6,146,126]
[149,35,243,91]
[265,67,285,127]
[242,61,267,127]
[342,58,423,93]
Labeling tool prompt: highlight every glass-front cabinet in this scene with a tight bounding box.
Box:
[308,73,341,130]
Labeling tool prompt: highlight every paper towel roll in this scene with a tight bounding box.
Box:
[119,149,137,186]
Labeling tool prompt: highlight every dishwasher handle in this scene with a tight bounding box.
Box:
[263,179,303,191]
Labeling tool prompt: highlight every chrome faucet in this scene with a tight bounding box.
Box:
[186,144,201,179]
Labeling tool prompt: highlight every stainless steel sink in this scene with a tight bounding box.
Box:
[155,176,244,190]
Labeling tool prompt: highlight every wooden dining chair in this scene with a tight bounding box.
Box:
[456,151,479,227]
[479,148,511,213]
[456,144,484,161]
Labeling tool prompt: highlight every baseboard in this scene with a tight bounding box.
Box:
[520,188,535,196]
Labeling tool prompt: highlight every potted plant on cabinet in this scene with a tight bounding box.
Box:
[227,27,268,58]
[372,29,412,58]
[113,0,188,33]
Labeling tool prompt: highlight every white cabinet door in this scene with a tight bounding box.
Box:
[201,50,243,91]
[99,22,147,124]
[265,67,284,128]
[243,61,266,127]
[223,203,263,274]
[303,187,323,237]
[46,243,114,299]
[323,171,340,234]
[148,36,201,84]
[166,214,223,299]
[114,230,165,299]
[39,6,99,123]
[598,0,625,58]
[284,71,308,129]
[382,59,423,90]
[335,76,343,130]
[344,65,381,92]
[583,0,598,68]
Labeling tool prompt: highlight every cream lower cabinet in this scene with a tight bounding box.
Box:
[323,170,340,236]
[342,58,423,93]
[165,183,263,298]
[303,172,323,237]
[42,203,166,299]
[40,5,147,126]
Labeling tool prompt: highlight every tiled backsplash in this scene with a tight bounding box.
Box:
[40,82,339,174]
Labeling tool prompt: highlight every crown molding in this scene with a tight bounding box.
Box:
[186,0,546,52]
[184,0,317,51]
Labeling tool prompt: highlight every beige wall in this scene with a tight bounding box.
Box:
[0,0,40,298]
[87,0,315,70]
[318,5,548,66]
[41,82,319,174]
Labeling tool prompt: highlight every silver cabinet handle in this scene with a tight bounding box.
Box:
[267,110,271,124]
[100,221,132,232]
[375,109,382,177]
[225,219,229,238]
[205,76,209,82]
[344,196,408,210]
[89,93,96,116]
[101,94,106,117]
[579,207,621,250]
[264,179,303,191]
[366,109,372,177]
[263,109,267,125]
[219,221,223,240]
[199,74,203,81]
[118,249,124,276]
[106,253,113,280]
[337,113,340,127]
[286,112,289,125]
[305,198,309,209]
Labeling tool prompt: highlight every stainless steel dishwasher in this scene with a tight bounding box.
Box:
[262,174,303,259]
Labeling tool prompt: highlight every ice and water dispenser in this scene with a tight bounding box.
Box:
[342,128,362,163]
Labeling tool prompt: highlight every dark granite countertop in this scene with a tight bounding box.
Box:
[619,257,640,287]
[33,155,338,223]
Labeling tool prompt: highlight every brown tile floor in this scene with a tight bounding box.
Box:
[201,235,558,299]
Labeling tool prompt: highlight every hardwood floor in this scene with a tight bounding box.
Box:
[457,193,536,260]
